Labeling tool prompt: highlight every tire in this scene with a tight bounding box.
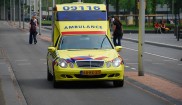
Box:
[113,80,124,87]
[47,63,53,81]
[53,74,59,88]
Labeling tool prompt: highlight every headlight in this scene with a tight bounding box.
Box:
[106,61,111,68]
[58,58,68,68]
[112,58,121,67]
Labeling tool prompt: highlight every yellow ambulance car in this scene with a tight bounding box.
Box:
[47,2,124,88]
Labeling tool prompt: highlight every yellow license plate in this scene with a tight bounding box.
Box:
[81,70,101,75]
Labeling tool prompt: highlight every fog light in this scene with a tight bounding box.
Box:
[60,74,66,78]
[115,73,120,77]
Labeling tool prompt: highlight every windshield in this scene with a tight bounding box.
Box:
[57,11,106,21]
[59,35,113,50]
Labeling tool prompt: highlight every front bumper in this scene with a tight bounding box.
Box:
[54,66,124,81]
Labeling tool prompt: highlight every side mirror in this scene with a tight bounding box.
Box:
[48,47,56,53]
[115,46,122,52]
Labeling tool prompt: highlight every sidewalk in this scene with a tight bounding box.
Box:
[122,33,182,50]
[1,21,182,105]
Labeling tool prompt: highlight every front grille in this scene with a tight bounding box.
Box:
[76,60,104,68]
[74,74,106,78]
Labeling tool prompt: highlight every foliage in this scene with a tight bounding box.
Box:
[82,0,104,3]
[109,0,135,11]
[108,0,181,15]
[55,0,104,4]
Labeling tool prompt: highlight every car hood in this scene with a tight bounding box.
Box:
[57,49,119,62]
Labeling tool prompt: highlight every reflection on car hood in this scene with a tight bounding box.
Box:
[57,49,119,62]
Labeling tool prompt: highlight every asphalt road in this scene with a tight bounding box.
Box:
[121,40,182,86]
[0,21,180,105]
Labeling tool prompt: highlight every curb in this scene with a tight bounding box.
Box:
[0,58,27,105]
[125,77,182,105]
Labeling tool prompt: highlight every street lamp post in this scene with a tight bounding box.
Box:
[10,0,12,22]
[138,0,145,76]
[39,0,42,35]
[13,0,15,24]
[19,0,21,28]
[30,0,31,20]
[4,0,5,20]
[172,0,174,20]
[106,0,109,16]
[23,0,25,29]
[52,0,55,43]
[34,0,38,13]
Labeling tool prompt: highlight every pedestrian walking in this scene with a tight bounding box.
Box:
[29,16,38,44]
[112,16,123,46]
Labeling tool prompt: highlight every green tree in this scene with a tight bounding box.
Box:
[55,0,104,4]
[82,0,104,3]
[110,0,134,14]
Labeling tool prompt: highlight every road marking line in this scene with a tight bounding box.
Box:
[17,63,31,66]
[131,68,137,70]
[15,59,28,62]
[123,58,129,60]
[126,63,138,65]
[163,60,175,62]
[123,47,138,52]
[125,65,129,68]
[123,47,179,61]
[144,59,153,62]
[40,59,46,61]
[152,63,164,65]
[44,63,47,65]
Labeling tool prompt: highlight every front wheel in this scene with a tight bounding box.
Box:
[47,63,53,81]
[53,74,59,88]
[113,80,124,87]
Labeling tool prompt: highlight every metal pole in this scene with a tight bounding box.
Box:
[19,0,21,28]
[167,4,168,22]
[4,0,5,20]
[177,25,179,41]
[30,0,31,20]
[34,0,38,13]
[39,0,42,35]
[172,0,174,20]
[23,0,25,29]
[13,0,15,24]
[78,0,81,2]
[106,0,109,16]
[34,0,35,12]
[138,0,145,76]
[10,0,11,22]
[52,0,55,44]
